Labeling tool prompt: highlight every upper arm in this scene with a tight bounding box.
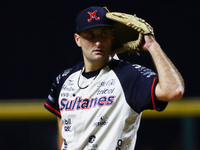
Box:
[57,117,63,150]
[155,82,184,101]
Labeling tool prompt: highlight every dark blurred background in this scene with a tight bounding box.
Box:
[0,0,200,150]
[1,0,199,99]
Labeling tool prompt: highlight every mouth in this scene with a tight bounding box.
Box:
[93,49,104,54]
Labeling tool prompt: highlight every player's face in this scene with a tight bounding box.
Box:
[75,27,113,64]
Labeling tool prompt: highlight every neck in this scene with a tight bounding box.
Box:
[84,56,112,72]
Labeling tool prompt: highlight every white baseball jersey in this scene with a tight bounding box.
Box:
[44,59,168,150]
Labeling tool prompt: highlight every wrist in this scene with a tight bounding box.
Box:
[149,42,160,50]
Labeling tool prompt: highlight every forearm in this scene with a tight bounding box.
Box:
[57,117,63,150]
[147,38,184,101]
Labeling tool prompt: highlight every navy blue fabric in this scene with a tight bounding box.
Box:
[107,59,168,113]
[76,6,113,33]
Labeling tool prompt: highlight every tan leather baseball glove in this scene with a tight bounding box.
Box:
[106,12,154,53]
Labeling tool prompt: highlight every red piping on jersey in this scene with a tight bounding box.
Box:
[45,102,61,116]
[151,77,158,110]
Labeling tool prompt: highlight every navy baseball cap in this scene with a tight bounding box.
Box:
[76,6,113,33]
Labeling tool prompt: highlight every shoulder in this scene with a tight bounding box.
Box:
[56,62,84,85]
[107,58,133,70]
[61,62,83,77]
[63,61,83,75]
[108,58,157,76]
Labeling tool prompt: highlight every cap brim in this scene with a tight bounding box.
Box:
[77,24,113,33]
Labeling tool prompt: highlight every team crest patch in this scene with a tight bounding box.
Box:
[94,114,108,126]
[86,135,98,149]
[87,10,100,22]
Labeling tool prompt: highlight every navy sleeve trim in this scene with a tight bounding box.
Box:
[44,102,61,118]
[151,77,158,110]
[151,77,168,111]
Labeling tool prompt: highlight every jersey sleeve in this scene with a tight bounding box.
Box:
[44,74,62,118]
[134,76,168,112]
[128,65,168,113]
[114,62,168,114]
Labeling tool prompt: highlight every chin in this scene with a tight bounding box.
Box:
[94,54,108,60]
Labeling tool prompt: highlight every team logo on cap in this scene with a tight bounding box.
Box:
[87,10,100,22]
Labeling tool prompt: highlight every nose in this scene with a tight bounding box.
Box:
[95,41,101,47]
[94,36,102,47]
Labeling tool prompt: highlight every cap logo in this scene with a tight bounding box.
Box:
[87,10,100,22]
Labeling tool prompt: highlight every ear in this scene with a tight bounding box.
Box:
[74,33,81,47]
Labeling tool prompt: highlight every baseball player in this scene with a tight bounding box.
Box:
[44,6,184,150]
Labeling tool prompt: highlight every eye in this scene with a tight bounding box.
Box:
[80,30,95,40]
[89,34,95,38]
[102,32,107,36]
[101,28,112,38]
[86,33,95,39]
[101,31,109,38]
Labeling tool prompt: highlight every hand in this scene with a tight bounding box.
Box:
[140,34,157,51]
